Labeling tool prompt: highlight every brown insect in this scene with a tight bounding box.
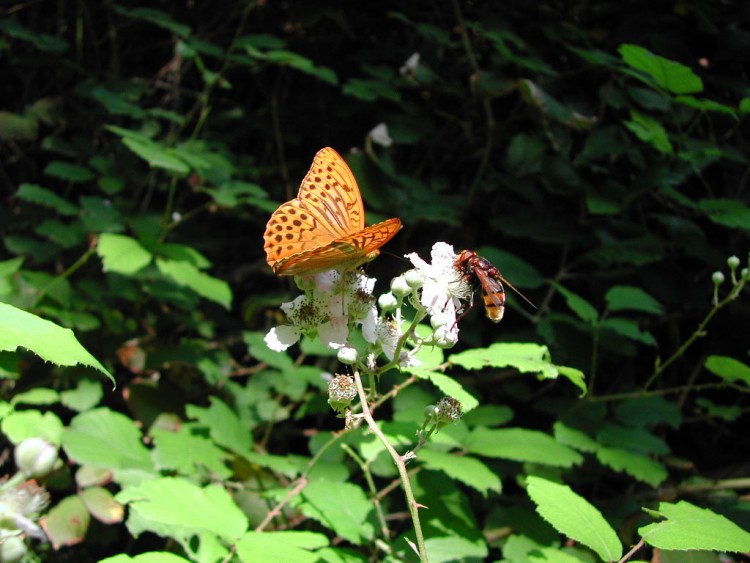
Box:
[455,250,534,322]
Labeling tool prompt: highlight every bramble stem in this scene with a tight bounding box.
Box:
[352,369,429,562]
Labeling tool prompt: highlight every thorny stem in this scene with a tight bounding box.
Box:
[618,538,646,563]
[341,444,394,556]
[352,369,429,562]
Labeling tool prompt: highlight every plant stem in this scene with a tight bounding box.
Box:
[32,246,96,308]
[352,369,429,562]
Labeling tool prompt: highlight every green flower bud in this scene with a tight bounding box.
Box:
[742,268,749,281]
[728,255,740,269]
[391,275,411,297]
[378,292,398,311]
[337,347,358,365]
[14,438,59,479]
[404,270,425,289]
[424,404,439,422]
[711,271,725,285]
[0,536,27,562]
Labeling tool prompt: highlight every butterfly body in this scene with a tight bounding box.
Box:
[264,148,402,276]
[455,249,508,322]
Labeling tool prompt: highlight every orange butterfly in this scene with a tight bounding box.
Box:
[264,147,402,276]
[455,250,535,322]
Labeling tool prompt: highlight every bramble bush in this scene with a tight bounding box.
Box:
[1,2,750,562]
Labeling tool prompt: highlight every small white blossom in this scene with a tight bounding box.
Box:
[400,52,420,75]
[405,242,472,324]
[369,123,393,148]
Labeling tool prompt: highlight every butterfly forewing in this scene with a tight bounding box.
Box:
[263,147,401,276]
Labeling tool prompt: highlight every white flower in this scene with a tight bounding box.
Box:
[375,318,420,367]
[405,242,471,323]
[368,123,393,148]
[400,52,420,75]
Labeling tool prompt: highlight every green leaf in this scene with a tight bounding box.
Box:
[0,19,69,53]
[614,396,682,429]
[16,183,79,216]
[116,477,249,542]
[506,133,545,176]
[605,286,664,315]
[553,422,599,453]
[60,379,103,412]
[11,387,60,406]
[674,95,737,116]
[0,111,38,141]
[156,258,232,309]
[596,424,670,455]
[697,198,750,232]
[44,495,90,550]
[62,408,153,472]
[465,427,583,467]
[596,447,667,487]
[554,284,599,323]
[451,343,555,376]
[185,397,253,458]
[601,317,657,346]
[704,355,750,386]
[235,531,328,563]
[151,427,232,479]
[342,78,401,102]
[300,480,374,545]
[619,44,703,94]
[99,553,192,563]
[114,7,192,38]
[106,126,190,174]
[419,450,501,496]
[740,97,750,113]
[1,409,64,445]
[410,370,479,412]
[526,476,623,561]
[475,246,546,290]
[44,161,95,182]
[0,302,112,382]
[639,501,750,552]
[98,233,153,275]
[624,110,673,154]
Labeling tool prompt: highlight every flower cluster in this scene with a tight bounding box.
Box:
[264,243,473,369]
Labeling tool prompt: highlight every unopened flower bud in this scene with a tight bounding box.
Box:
[337,346,359,365]
[424,404,439,422]
[430,312,452,330]
[14,438,59,479]
[742,268,749,281]
[728,255,740,269]
[711,271,725,285]
[404,270,424,289]
[328,374,358,412]
[0,536,27,562]
[391,276,411,297]
[378,292,398,311]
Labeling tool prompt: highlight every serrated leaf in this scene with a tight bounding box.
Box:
[553,422,599,453]
[16,183,79,216]
[450,343,557,377]
[0,302,112,382]
[704,355,750,386]
[526,476,623,561]
[639,501,750,552]
[596,424,670,455]
[619,44,703,94]
[596,446,667,487]
[97,233,153,275]
[99,553,192,563]
[465,427,583,467]
[419,450,501,496]
[235,531,328,563]
[605,286,664,314]
[601,317,656,346]
[624,110,673,154]
[300,480,374,544]
[116,477,248,541]
[156,258,232,309]
[60,379,104,412]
